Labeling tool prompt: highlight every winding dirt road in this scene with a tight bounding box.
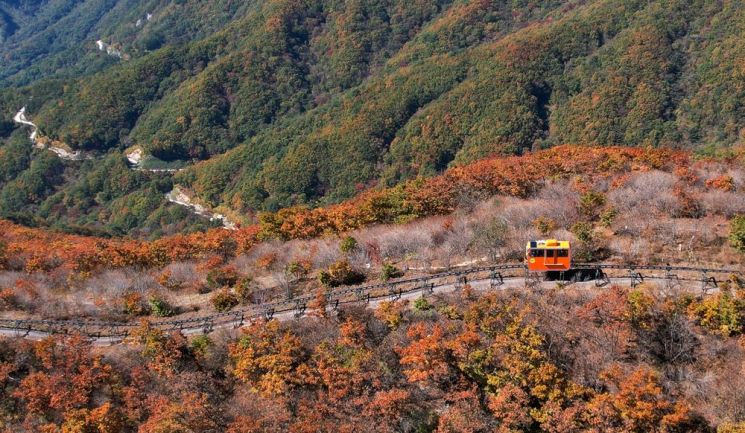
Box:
[11,108,236,227]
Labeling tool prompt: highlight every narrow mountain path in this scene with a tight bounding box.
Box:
[13,107,89,160]
[12,107,37,140]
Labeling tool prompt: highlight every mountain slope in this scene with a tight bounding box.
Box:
[1,0,744,237]
[0,0,261,86]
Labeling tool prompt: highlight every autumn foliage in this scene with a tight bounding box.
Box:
[0,145,698,276]
[257,145,691,240]
[0,219,259,274]
[1,285,743,432]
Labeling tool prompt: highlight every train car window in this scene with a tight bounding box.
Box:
[529,249,545,257]
[557,249,569,257]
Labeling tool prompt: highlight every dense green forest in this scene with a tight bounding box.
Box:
[1,0,744,236]
[0,0,261,86]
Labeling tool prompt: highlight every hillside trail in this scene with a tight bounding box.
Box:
[12,107,37,139]
[13,107,89,160]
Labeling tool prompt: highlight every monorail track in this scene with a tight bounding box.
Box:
[0,263,741,344]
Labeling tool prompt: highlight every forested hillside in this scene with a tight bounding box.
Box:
[1,0,745,237]
[0,0,261,86]
[4,2,745,431]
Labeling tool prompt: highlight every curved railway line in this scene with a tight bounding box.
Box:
[0,263,742,344]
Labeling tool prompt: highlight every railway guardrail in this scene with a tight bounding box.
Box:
[0,263,741,343]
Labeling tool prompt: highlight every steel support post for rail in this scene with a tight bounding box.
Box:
[202,319,214,334]
[525,270,541,288]
[490,272,504,288]
[629,269,644,288]
[664,269,681,294]
[417,279,431,295]
[700,273,718,296]
[294,300,307,318]
[594,267,610,287]
[14,320,31,338]
[419,282,430,296]
[388,286,402,301]
[235,313,245,328]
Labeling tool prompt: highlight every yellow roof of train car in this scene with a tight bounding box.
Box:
[526,239,570,249]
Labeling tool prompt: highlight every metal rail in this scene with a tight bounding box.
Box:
[0,263,741,342]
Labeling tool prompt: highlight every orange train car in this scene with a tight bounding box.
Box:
[525,239,571,272]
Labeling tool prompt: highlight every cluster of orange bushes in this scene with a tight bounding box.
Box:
[0,220,259,274]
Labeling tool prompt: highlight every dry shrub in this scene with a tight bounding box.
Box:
[378,226,433,261]
[85,270,132,298]
[346,246,373,271]
[609,170,680,216]
[162,261,200,287]
[608,237,653,263]
[0,271,25,293]
[502,226,541,260]
[700,190,745,217]
[696,163,744,188]
[353,218,439,265]
[358,216,466,268]
[435,218,475,267]
[492,197,579,239]
[206,265,240,290]
[231,254,255,276]
[660,218,720,247]
[121,291,149,316]
[690,339,745,424]
[308,239,341,270]
[128,272,158,294]
[236,240,287,273]
[233,277,259,304]
[6,277,40,312]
